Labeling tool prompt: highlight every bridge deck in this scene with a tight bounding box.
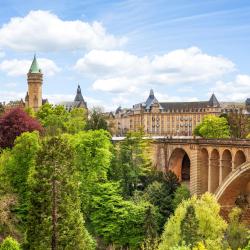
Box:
[112,136,250,147]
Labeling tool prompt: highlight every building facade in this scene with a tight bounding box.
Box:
[109,90,222,136]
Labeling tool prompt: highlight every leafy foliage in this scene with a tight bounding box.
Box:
[0,195,19,241]
[180,205,201,247]
[223,109,250,138]
[0,108,42,149]
[109,130,152,197]
[0,132,40,240]
[225,207,249,250]
[0,236,20,250]
[26,136,94,250]
[194,115,230,138]
[90,182,159,249]
[0,104,5,116]
[36,103,86,135]
[142,172,180,231]
[69,130,113,215]
[172,185,191,210]
[5,132,40,203]
[85,107,108,131]
[159,193,227,250]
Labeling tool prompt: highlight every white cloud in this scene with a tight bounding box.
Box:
[0,58,60,76]
[74,47,235,94]
[212,74,250,101]
[0,10,126,52]
[4,82,17,88]
[0,50,5,58]
[0,91,25,103]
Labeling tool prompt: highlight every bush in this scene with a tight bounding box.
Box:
[0,236,20,250]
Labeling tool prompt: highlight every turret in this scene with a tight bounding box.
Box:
[27,55,43,111]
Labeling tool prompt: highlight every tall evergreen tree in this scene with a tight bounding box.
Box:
[26,137,94,250]
[180,205,201,247]
[110,130,152,197]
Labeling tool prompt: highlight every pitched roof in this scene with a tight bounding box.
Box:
[29,54,41,73]
[209,93,220,107]
[159,101,210,110]
[145,89,163,109]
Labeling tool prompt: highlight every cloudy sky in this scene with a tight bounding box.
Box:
[0,0,250,110]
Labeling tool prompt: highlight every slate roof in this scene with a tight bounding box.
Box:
[116,90,221,114]
[143,90,220,111]
[159,101,211,111]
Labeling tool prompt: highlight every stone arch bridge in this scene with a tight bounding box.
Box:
[150,137,250,213]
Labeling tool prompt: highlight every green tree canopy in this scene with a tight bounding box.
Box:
[225,207,249,250]
[159,193,227,250]
[85,107,108,131]
[26,136,94,250]
[109,130,152,197]
[172,185,191,210]
[194,115,230,139]
[90,182,159,249]
[0,132,41,235]
[68,130,113,215]
[36,103,86,135]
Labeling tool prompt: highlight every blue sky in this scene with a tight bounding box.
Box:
[0,0,250,110]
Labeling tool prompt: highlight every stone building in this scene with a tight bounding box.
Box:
[60,85,87,111]
[110,89,221,136]
[25,55,46,111]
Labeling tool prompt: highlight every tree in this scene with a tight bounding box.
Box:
[26,136,95,250]
[69,130,113,216]
[159,193,227,250]
[36,104,69,136]
[0,132,40,242]
[224,108,250,138]
[180,205,201,247]
[0,103,4,116]
[172,185,191,210]
[90,182,159,249]
[64,107,86,134]
[225,207,249,250]
[0,108,42,148]
[194,115,230,139]
[109,130,152,197]
[0,195,19,241]
[36,104,86,135]
[5,132,40,203]
[0,236,20,250]
[85,107,108,130]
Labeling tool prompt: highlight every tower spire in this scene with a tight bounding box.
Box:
[29,54,41,73]
[74,84,85,102]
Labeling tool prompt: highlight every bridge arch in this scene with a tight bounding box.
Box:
[221,149,232,182]
[234,150,246,168]
[210,149,220,193]
[168,148,190,187]
[215,161,250,208]
[200,148,209,193]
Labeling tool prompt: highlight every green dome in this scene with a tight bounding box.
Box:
[29,55,41,73]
